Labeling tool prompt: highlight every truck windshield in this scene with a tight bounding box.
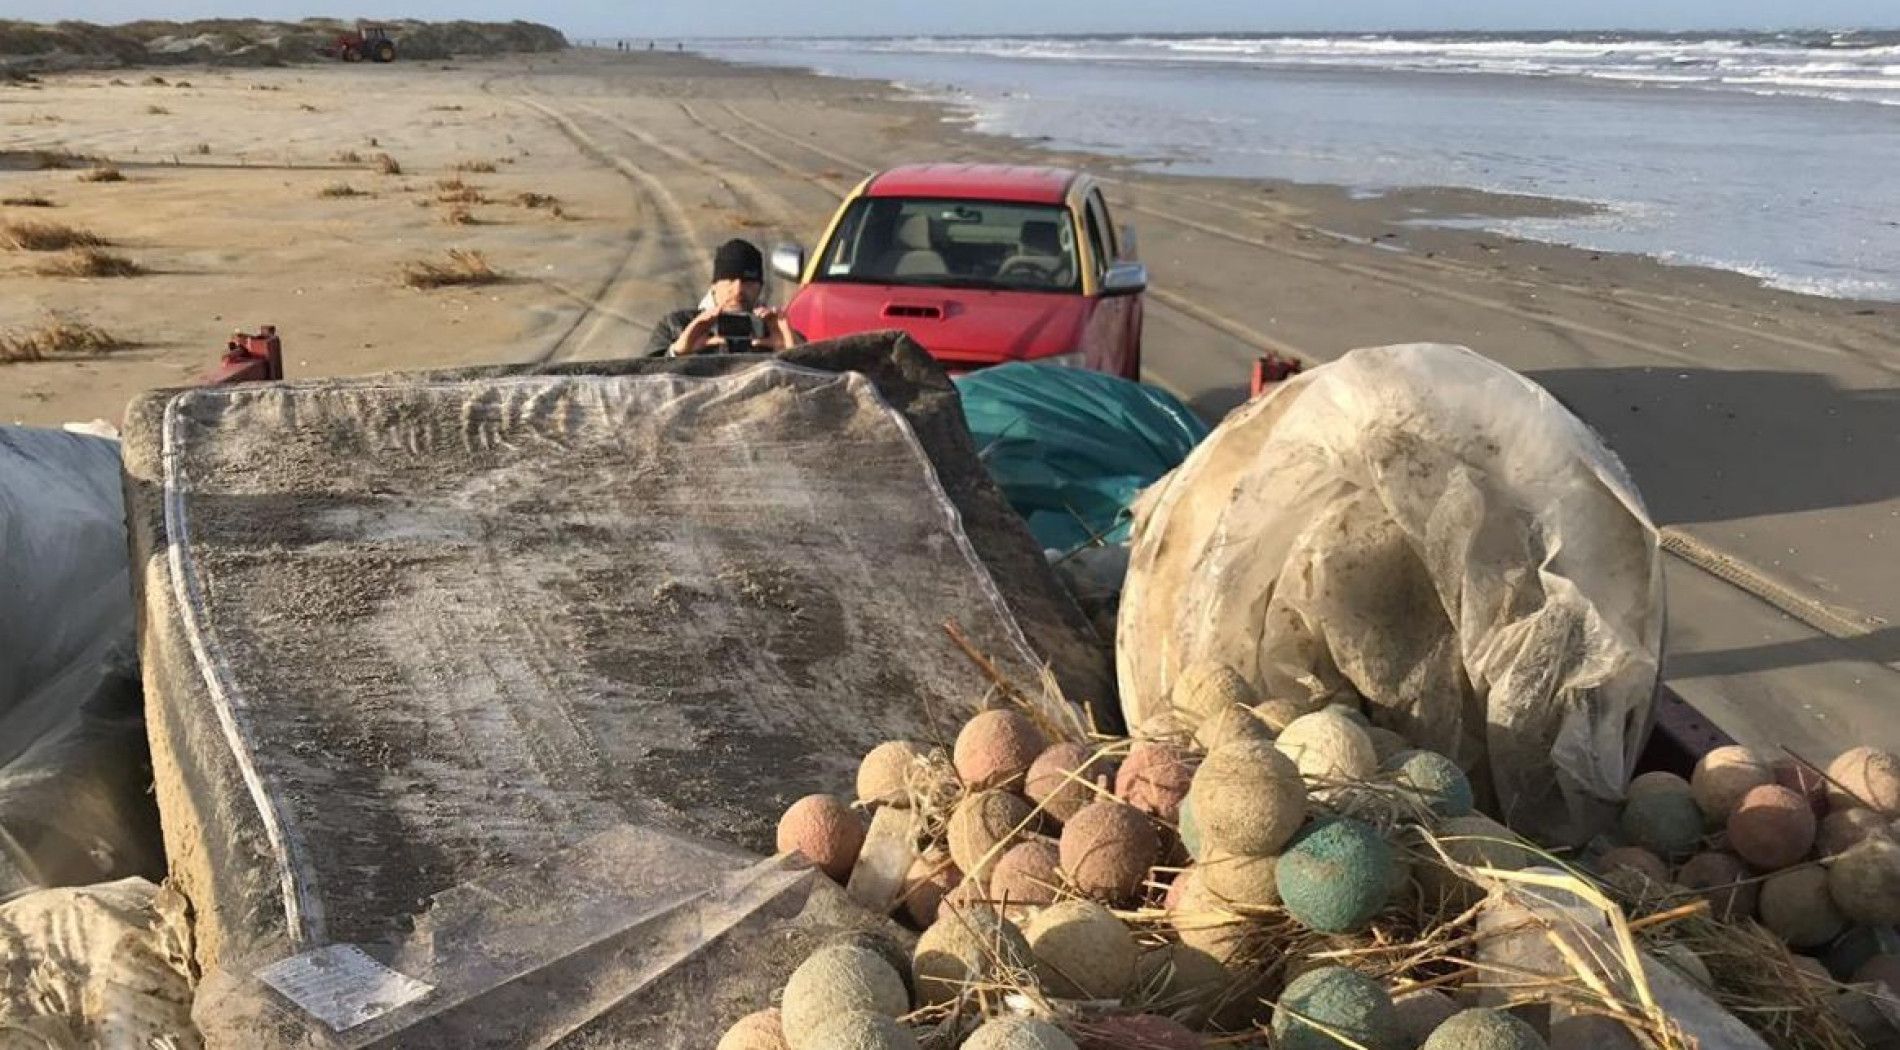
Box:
[816,198,1081,292]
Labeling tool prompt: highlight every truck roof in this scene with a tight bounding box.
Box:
[864,164,1079,205]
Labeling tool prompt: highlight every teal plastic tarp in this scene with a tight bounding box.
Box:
[955,363,1209,552]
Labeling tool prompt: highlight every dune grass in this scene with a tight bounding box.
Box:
[399,249,501,289]
[36,247,143,278]
[2,220,106,251]
[375,153,402,175]
[0,317,126,362]
[319,182,367,198]
[77,166,125,183]
[1,194,55,208]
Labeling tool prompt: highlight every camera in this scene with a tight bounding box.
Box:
[714,311,762,352]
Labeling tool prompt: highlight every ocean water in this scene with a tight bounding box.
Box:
[703,33,1900,302]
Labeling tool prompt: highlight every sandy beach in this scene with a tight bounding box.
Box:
[2,47,1895,758]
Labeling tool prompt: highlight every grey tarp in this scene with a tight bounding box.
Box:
[120,333,1109,998]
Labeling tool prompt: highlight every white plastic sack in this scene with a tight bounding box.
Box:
[1119,345,1663,842]
[0,427,159,893]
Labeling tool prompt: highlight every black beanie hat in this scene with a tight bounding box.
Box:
[712,238,764,282]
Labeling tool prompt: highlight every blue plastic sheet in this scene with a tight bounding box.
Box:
[956,363,1209,552]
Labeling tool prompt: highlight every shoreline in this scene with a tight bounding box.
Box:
[699,43,1900,307]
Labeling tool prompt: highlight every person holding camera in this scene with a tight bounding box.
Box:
[647,238,801,357]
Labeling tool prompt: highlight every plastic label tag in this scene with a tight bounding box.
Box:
[256,944,434,1032]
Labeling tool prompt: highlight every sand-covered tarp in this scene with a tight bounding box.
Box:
[121,333,1108,987]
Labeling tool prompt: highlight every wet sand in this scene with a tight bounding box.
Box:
[3,48,1895,760]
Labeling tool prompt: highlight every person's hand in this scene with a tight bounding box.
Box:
[669,308,721,356]
[754,306,799,351]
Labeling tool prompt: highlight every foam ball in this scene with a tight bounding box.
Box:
[1277,817,1395,933]
[1169,865,1250,964]
[799,1010,918,1050]
[1275,709,1378,787]
[1026,742,1114,824]
[1072,1014,1199,1050]
[857,740,926,808]
[1827,834,1900,925]
[898,851,959,928]
[949,790,1033,883]
[1115,741,1197,823]
[1691,745,1775,823]
[1819,807,1890,857]
[1674,851,1757,920]
[1058,799,1160,904]
[1829,747,1900,816]
[963,1017,1077,1050]
[1421,1007,1548,1050]
[1774,759,1830,817]
[1172,660,1256,728]
[1759,867,1846,948]
[1186,738,1307,855]
[1727,784,1816,869]
[912,907,1031,1006]
[955,709,1047,790]
[717,1008,788,1050]
[1366,726,1411,764]
[1387,749,1475,818]
[1549,1015,1643,1050]
[1201,848,1280,906]
[1024,899,1139,999]
[989,839,1062,907]
[1627,771,1692,798]
[1196,702,1273,751]
[1596,846,1670,888]
[780,943,909,1049]
[1271,965,1403,1050]
[1136,942,1233,1022]
[777,794,866,882]
[1392,989,1460,1046]
[1253,697,1305,733]
[1619,787,1705,860]
[1854,953,1900,995]
[1657,943,1712,988]
[1327,702,1371,727]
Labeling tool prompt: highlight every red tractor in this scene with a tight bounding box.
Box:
[325,23,397,63]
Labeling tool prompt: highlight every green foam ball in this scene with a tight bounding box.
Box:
[1421,1007,1548,1050]
[1276,818,1394,933]
[1618,787,1705,860]
[1271,965,1403,1050]
[1386,750,1474,818]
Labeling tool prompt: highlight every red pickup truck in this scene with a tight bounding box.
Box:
[772,164,1147,380]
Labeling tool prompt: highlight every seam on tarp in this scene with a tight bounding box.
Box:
[161,394,326,947]
[157,357,1053,950]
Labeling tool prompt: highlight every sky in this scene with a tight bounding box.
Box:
[24,0,1899,39]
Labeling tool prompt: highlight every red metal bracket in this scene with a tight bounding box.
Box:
[201,326,284,386]
[1250,351,1304,398]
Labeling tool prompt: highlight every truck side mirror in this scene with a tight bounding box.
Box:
[771,243,806,282]
[1102,261,1148,296]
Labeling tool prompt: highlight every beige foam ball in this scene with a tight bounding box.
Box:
[912,907,1032,1006]
[990,839,1062,907]
[963,1016,1078,1050]
[949,789,1034,883]
[1059,799,1160,904]
[1828,747,1900,816]
[1171,660,1256,728]
[800,1010,919,1050]
[1187,738,1307,856]
[1169,863,1251,964]
[1024,899,1140,999]
[1775,759,1831,816]
[955,709,1048,790]
[1675,851,1757,920]
[1253,697,1305,734]
[1196,702,1273,751]
[718,1008,789,1050]
[780,943,910,1050]
[1759,867,1846,948]
[1026,742,1114,824]
[857,740,927,808]
[1828,834,1900,925]
[1728,783,1817,868]
[899,850,960,928]
[776,794,866,882]
[1596,846,1670,887]
[1274,709,1378,788]
[1819,807,1890,857]
[1115,741,1197,823]
[1200,848,1280,907]
[1691,745,1776,823]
